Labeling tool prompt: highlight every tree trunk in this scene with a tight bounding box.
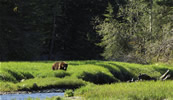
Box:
[49,12,56,60]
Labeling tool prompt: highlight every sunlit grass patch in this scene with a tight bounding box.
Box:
[36,70,70,78]
[75,81,173,100]
[0,77,86,92]
[0,81,18,92]
[17,77,86,91]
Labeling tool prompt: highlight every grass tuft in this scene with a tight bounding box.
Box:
[64,89,74,97]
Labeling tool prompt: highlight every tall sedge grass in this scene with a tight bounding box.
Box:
[75,81,173,100]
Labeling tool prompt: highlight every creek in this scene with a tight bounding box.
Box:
[0,92,64,100]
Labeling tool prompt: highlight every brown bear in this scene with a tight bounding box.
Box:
[52,61,68,71]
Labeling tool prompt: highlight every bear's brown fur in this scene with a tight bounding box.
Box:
[52,61,68,71]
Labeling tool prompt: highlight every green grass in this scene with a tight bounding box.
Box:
[0,77,86,92]
[0,61,173,93]
[74,81,173,100]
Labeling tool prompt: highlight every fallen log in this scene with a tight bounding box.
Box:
[160,70,170,80]
[127,69,171,82]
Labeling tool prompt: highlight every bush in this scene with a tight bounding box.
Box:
[64,89,74,97]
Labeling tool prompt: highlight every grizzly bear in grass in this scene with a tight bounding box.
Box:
[52,61,68,71]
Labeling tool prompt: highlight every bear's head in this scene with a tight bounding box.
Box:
[62,63,68,71]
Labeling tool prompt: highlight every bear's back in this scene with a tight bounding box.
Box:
[52,61,67,70]
[52,62,61,70]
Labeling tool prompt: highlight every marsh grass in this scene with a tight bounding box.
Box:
[75,81,173,100]
[0,77,86,91]
[0,61,173,92]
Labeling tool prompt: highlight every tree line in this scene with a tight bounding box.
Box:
[97,0,173,63]
[0,0,172,63]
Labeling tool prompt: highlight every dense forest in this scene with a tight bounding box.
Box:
[0,0,172,63]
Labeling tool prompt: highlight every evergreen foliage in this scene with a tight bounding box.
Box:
[0,0,172,63]
[96,0,173,63]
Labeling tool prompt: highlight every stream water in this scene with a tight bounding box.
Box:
[0,92,64,100]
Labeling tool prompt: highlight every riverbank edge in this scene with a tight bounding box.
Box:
[0,88,65,95]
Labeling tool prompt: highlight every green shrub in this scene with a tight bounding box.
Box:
[64,89,74,97]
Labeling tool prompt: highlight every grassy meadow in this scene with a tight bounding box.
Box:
[74,81,173,100]
[0,61,173,99]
